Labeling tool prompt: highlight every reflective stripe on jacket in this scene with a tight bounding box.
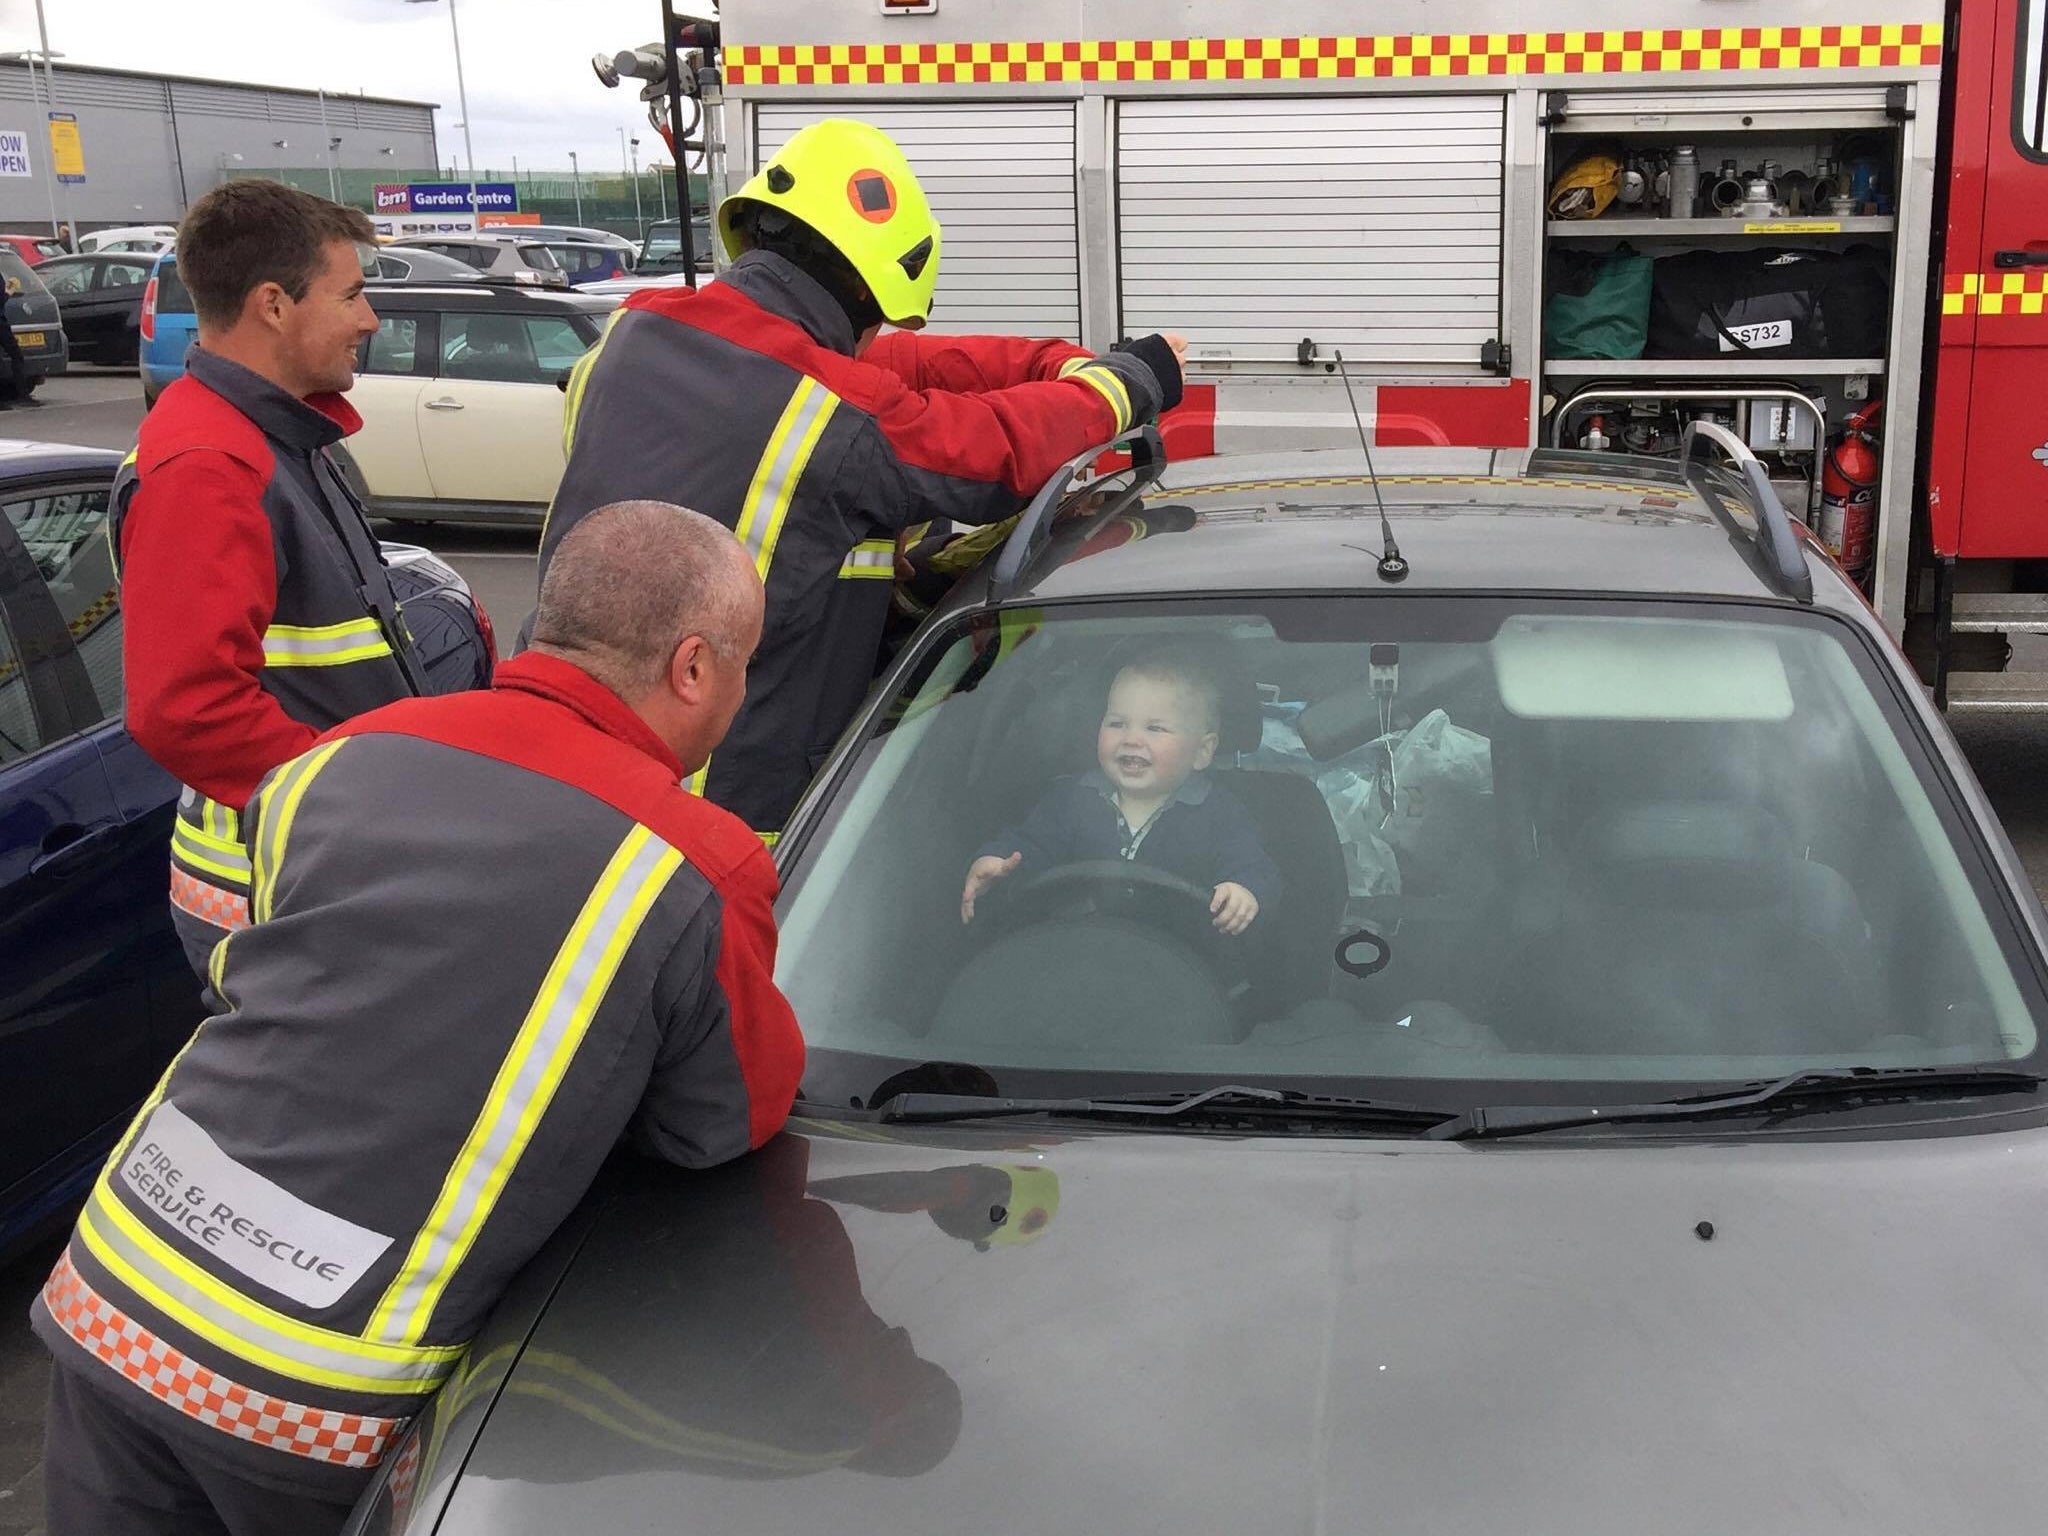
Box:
[541,250,1167,833]
[34,651,804,1480]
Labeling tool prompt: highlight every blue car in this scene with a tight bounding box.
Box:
[0,438,496,1263]
[0,439,197,1262]
[138,249,197,408]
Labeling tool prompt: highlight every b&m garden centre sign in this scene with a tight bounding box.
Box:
[371,181,517,236]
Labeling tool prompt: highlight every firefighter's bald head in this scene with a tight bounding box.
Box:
[530,501,764,772]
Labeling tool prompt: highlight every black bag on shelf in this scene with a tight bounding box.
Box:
[1646,245,1891,359]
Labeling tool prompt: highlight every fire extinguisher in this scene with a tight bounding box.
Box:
[1820,401,1882,585]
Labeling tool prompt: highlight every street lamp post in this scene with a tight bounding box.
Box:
[620,127,644,240]
[654,161,667,221]
[32,0,67,238]
[317,87,340,200]
[406,0,478,231]
[2,42,65,240]
[568,150,583,224]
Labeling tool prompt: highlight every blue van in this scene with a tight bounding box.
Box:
[138,249,197,407]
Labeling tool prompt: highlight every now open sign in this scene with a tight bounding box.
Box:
[0,131,31,178]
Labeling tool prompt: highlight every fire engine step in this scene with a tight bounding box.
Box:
[1948,594,2048,634]
[1943,672,2048,711]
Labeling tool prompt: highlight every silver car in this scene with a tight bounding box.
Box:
[386,236,568,290]
[345,435,2048,1536]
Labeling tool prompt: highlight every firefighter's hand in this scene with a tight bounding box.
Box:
[962,852,1023,924]
[1210,881,1259,936]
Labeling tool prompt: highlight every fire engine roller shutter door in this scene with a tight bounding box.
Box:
[754,103,1081,339]
[1117,97,1506,369]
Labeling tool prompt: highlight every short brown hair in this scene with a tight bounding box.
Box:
[177,180,374,328]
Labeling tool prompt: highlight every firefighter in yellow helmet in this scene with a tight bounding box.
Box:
[543,118,1187,838]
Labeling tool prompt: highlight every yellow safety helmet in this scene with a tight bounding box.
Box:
[719,118,942,329]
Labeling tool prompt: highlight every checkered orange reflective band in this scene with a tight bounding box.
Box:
[1942,271,2048,316]
[726,24,1942,86]
[42,1252,406,1469]
[169,867,251,932]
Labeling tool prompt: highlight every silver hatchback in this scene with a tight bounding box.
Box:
[385,236,569,291]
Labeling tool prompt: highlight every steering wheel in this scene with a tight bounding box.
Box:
[980,859,1224,953]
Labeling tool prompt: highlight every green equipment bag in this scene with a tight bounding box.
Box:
[1544,246,1654,360]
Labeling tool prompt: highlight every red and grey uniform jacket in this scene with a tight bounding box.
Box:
[110,347,423,964]
[541,249,1170,835]
[33,652,805,1492]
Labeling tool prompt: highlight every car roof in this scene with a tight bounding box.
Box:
[987,447,1863,620]
[362,282,614,313]
[0,439,124,480]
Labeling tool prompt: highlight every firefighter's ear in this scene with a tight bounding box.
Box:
[668,633,713,702]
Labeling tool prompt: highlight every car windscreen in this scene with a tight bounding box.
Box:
[777,597,2047,1119]
[154,259,194,315]
[0,248,49,299]
[515,244,563,272]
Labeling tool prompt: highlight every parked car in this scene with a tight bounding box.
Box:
[0,437,493,1266]
[0,441,194,1261]
[33,253,153,364]
[482,222,638,263]
[0,247,69,398]
[138,250,197,407]
[0,233,70,266]
[76,225,177,256]
[373,246,487,285]
[337,284,614,526]
[525,239,631,287]
[635,214,715,274]
[387,235,570,290]
[346,433,2048,1536]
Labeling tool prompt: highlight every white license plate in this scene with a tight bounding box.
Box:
[13,331,45,348]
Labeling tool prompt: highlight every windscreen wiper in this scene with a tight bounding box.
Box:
[1424,1065,2048,1142]
[870,1083,1455,1130]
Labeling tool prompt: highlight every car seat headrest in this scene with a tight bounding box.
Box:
[1579,800,1793,910]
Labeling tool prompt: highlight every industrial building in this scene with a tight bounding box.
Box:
[0,59,437,235]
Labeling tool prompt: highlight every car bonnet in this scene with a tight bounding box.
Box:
[430,1118,2048,1534]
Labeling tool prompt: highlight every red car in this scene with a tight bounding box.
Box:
[0,232,69,266]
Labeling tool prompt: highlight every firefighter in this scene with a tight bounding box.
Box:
[33,501,806,1536]
[112,179,429,980]
[544,116,1186,838]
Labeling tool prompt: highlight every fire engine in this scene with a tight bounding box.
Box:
[605,0,2048,709]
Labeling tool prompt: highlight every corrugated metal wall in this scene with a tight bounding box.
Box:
[1116,96,1505,369]
[755,102,1081,339]
[0,64,437,231]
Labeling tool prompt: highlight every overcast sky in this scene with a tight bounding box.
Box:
[0,0,696,173]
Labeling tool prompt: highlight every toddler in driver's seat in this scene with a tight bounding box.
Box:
[959,646,1281,933]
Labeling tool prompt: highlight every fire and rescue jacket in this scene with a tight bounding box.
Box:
[111,347,423,969]
[33,651,805,1492]
[542,249,1172,835]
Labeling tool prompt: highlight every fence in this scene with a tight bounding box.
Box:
[226,165,711,241]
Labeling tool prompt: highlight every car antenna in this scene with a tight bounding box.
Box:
[1332,349,1408,583]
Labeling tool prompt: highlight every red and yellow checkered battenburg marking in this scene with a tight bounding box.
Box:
[727,25,1942,86]
[1943,271,2048,316]
[169,866,252,931]
[42,1253,406,1469]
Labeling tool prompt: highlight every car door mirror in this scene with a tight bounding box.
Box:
[555,370,571,392]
